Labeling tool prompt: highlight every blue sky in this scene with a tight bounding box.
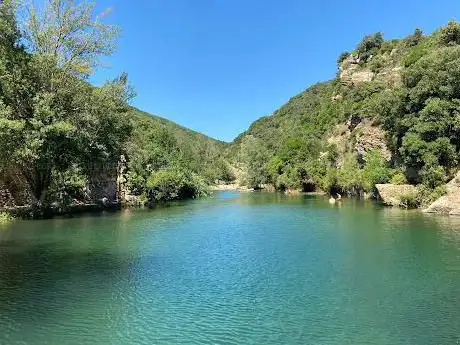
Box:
[91,0,460,142]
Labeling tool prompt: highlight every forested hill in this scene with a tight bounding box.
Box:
[3,0,460,217]
[0,0,233,215]
[233,21,460,208]
[126,107,233,197]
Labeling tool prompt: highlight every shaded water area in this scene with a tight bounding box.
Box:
[0,192,459,344]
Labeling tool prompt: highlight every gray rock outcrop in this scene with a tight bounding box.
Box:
[375,184,416,207]
[423,172,460,215]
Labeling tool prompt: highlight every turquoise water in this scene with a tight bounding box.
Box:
[0,192,459,345]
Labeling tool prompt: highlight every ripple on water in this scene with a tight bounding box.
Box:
[0,193,459,344]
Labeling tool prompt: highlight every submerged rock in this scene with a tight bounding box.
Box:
[375,184,416,207]
[423,172,460,215]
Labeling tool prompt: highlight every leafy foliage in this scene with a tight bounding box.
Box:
[146,167,208,202]
[0,0,231,211]
[0,211,13,225]
[234,21,460,203]
[356,32,384,62]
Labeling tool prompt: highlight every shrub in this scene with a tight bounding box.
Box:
[390,172,408,185]
[402,43,430,67]
[439,20,460,45]
[400,184,446,209]
[0,212,13,225]
[380,40,398,54]
[276,172,296,191]
[405,28,423,47]
[415,184,447,207]
[337,51,350,65]
[399,189,420,209]
[357,32,384,62]
[146,168,208,202]
[361,150,391,191]
[48,166,88,206]
[420,164,446,189]
[203,159,235,184]
[337,156,363,194]
[323,168,339,193]
[368,54,386,73]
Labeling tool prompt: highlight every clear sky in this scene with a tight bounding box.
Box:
[91,0,460,142]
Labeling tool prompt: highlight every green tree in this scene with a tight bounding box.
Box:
[24,0,119,78]
[361,149,391,191]
[337,51,350,64]
[239,136,269,188]
[405,28,423,47]
[439,20,460,46]
[356,32,384,62]
[0,0,130,205]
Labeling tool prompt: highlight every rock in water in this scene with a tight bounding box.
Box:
[423,172,460,215]
[375,184,416,207]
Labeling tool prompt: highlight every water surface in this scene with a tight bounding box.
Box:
[0,192,459,344]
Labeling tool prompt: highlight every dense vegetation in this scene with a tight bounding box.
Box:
[2,0,459,215]
[0,0,231,214]
[126,108,232,202]
[233,21,460,206]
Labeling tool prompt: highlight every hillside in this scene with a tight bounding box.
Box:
[123,107,233,199]
[233,21,460,208]
[0,0,232,215]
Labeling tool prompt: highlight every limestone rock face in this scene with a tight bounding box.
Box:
[339,54,402,87]
[375,184,416,207]
[374,66,403,86]
[354,121,392,163]
[326,118,391,168]
[339,64,374,85]
[423,172,460,215]
[87,162,118,203]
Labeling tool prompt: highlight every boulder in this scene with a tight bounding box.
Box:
[375,184,416,207]
[423,172,460,215]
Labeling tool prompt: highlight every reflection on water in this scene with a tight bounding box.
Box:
[0,192,459,345]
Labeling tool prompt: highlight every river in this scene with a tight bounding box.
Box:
[0,192,459,344]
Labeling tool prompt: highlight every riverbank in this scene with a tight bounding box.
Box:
[209,184,254,192]
[1,202,120,220]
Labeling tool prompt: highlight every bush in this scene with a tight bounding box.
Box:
[368,54,386,73]
[48,166,88,206]
[357,32,384,62]
[405,28,423,47]
[337,51,350,65]
[361,150,391,191]
[399,184,445,209]
[399,189,420,209]
[146,168,208,202]
[380,40,398,54]
[390,172,408,185]
[415,184,447,207]
[402,42,430,67]
[439,20,460,45]
[276,172,297,191]
[323,168,339,193]
[337,156,363,194]
[203,159,235,184]
[0,212,13,225]
[420,164,446,189]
